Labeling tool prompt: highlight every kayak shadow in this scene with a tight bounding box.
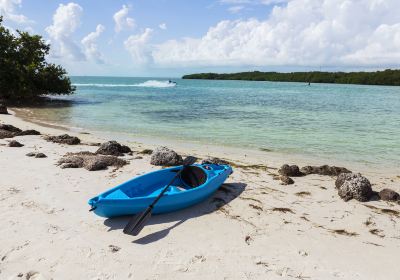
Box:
[103,182,246,242]
[133,220,186,245]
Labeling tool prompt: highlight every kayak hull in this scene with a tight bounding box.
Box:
[88,164,232,218]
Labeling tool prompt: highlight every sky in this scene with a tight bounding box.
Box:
[1,0,400,77]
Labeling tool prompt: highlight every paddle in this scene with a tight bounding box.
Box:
[123,156,197,236]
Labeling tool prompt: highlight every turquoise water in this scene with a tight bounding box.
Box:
[30,76,400,168]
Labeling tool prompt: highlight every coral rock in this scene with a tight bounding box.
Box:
[0,129,15,139]
[280,175,294,185]
[138,149,153,155]
[58,152,127,171]
[18,129,41,136]
[301,165,351,176]
[0,124,22,133]
[201,157,229,165]
[35,153,47,158]
[44,134,80,145]
[26,152,46,158]
[8,140,23,147]
[379,188,400,201]
[278,164,303,177]
[335,172,360,189]
[96,141,131,156]
[337,173,373,202]
[150,146,183,166]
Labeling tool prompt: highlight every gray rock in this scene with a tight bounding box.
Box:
[379,188,400,201]
[44,134,80,145]
[150,146,183,166]
[0,129,16,139]
[96,141,131,156]
[138,149,153,155]
[301,165,351,176]
[0,125,40,139]
[119,145,131,154]
[280,175,294,185]
[201,157,229,165]
[8,140,23,147]
[35,153,47,158]
[337,173,373,202]
[26,152,47,158]
[60,162,81,169]
[278,164,303,177]
[0,124,22,133]
[0,104,9,114]
[84,159,108,171]
[17,129,41,136]
[59,156,84,168]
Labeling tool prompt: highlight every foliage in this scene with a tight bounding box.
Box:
[182,69,400,86]
[0,17,75,103]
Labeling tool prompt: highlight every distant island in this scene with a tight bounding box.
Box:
[182,69,400,86]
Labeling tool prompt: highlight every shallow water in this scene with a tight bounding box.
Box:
[26,76,400,169]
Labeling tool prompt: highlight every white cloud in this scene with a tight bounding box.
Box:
[81,24,105,63]
[124,28,153,65]
[228,5,244,13]
[0,0,31,24]
[159,23,167,30]
[113,5,135,33]
[46,2,85,60]
[151,0,400,67]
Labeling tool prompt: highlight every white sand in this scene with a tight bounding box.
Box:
[1,111,400,280]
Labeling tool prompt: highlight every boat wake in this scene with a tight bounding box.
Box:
[73,80,176,88]
[135,80,176,88]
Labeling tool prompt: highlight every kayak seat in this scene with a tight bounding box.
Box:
[181,166,207,188]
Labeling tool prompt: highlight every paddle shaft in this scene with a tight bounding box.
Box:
[150,167,186,207]
[123,156,197,235]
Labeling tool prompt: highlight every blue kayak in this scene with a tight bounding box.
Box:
[88,163,233,218]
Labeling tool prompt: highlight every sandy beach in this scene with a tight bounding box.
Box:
[1,111,400,280]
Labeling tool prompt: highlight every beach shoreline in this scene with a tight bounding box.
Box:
[10,107,399,178]
[1,110,400,279]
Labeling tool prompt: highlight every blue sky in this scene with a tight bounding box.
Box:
[1,0,400,77]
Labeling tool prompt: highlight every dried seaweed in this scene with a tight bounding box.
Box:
[330,229,358,237]
[249,204,263,211]
[369,229,385,238]
[295,191,311,197]
[272,207,295,214]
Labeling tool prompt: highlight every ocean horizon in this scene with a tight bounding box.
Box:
[18,76,400,170]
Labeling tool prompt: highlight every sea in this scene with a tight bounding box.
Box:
[23,76,400,170]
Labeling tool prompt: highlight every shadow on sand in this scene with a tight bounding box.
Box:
[103,182,246,244]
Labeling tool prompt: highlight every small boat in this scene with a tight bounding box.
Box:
[88,163,233,218]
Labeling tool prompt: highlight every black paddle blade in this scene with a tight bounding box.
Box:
[183,156,197,166]
[123,207,152,236]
